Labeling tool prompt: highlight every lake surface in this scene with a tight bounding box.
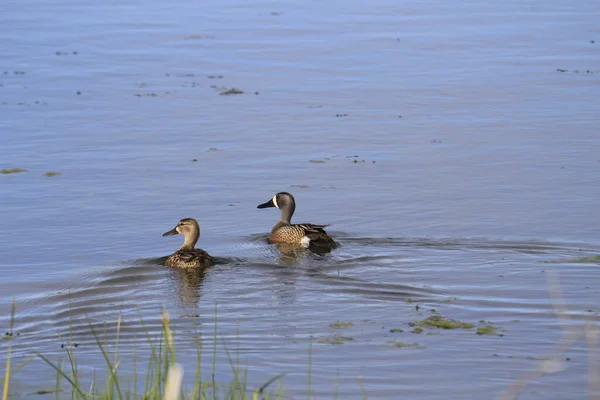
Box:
[1,0,599,398]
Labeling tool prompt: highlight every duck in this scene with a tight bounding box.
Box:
[162,218,213,269]
[257,192,338,250]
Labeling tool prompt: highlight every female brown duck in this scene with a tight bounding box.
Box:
[163,218,213,268]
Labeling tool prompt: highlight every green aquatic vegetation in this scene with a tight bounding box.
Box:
[567,255,600,263]
[389,328,404,333]
[476,325,499,335]
[43,171,61,177]
[388,341,424,349]
[411,328,423,334]
[1,168,28,174]
[410,315,474,330]
[476,322,504,336]
[318,335,355,345]
[329,321,353,329]
[545,255,600,263]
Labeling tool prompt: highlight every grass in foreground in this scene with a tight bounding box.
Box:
[1,303,286,400]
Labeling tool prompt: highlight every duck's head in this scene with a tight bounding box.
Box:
[257,192,296,222]
[163,218,200,250]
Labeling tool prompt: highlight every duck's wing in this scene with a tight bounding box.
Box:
[297,223,338,250]
[193,249,214,266]
[178,249,213,265]
[296,223,331,234]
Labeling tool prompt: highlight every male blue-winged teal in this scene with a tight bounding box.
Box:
[257,192,338,249]
[162,218,213,269]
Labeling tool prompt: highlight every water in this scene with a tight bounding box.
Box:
[1,0,599,398]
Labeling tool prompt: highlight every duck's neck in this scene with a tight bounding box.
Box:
[280,204,295,224]
[179,234,198,251]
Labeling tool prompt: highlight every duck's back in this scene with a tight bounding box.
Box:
[165,249,213,269]
[270,221,337,249]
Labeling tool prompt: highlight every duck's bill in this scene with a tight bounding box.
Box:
[162,227,179,237]
[257,199,276,209]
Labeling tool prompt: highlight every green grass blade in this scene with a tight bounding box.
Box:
[37,354,86,398]
[307,337,313,400]
[87,319,123,400]
[257,373,286,394]
[2,299,16,400]
[212,303,217,400]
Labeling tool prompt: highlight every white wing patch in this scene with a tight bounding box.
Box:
[300,236,311,247]
[272,194,279,208]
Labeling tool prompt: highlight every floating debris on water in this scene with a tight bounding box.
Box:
[1,168,28,174]
[318,335,355,345]
[329,321,354,329]
[410,315,474,330]
[44,172,61,177]
[476,325,501,336]
[219,87,244,95]
[388,340,425,348]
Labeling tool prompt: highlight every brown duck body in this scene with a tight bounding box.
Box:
[165,249,213,269]
[163,218,213,269]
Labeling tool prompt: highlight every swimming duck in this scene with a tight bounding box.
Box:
[257,192,338,250]
[162,218,213,269]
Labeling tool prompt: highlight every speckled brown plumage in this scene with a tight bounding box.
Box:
[165,248,213,269]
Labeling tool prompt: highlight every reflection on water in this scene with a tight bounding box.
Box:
[167,266,208,308]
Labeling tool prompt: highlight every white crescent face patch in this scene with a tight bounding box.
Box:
[272,194,279,208]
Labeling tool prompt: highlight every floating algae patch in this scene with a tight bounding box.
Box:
[476,325,500,336]
[44,171,61,177]
[411,328,423,334]
[329,321,354,329]
[389,328,404,333]
[565,255,600,263]
[476,322,504,336]
[545,255,600,263]
[1,168,28,174]
[388,340,425,349]
[318,334,355,345]
[410,315,474,330]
